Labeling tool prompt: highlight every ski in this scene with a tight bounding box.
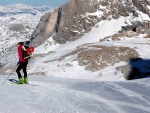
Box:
[11,82,39,86]
[9,79,39,86]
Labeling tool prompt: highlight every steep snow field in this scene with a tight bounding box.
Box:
[34,16,127,54]
[0,76,150,113]
[31,14,150,81]
[30,36,150,81]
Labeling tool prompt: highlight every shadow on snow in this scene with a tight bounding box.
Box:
[127,57,150,80]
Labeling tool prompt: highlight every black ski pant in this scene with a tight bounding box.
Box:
[16,62,28,79]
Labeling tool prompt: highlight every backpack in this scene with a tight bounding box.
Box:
[22,46,32,60]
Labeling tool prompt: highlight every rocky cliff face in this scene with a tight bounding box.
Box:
[133,0,150,16]
[30,0,150,47]
[31,0,100,46]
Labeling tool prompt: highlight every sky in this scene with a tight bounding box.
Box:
[0,0,69,7]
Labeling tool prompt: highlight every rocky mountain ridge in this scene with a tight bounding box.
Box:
[31,0,150,47]
[0,4,52,16]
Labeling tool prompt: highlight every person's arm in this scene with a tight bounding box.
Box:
[18,46,25,62]
[22,46,26,51]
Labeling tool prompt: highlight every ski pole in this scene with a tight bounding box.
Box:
[2,70,12,84]
[2,66,16,84]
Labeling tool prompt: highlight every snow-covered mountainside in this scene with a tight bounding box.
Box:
[0,4,53,65]
[23,0,150,80]
[0,1,150,113]
[0,4,53,42]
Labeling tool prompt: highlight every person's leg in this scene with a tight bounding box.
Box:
[23,62,28,84]
[23,62,28,78]
[16,63,24,84]
[16,63,23,79]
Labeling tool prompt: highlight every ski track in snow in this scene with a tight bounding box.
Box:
[0,76,150,113]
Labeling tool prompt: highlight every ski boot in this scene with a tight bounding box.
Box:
[17,78,24,84]
[24,77,28,84]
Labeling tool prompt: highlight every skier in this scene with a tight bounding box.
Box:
[16,42,28,84]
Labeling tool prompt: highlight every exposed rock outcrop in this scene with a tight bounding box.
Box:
[75,46,139,71]
[30,0,150,47]
[30,12,52,46]
[132,0,150,16]
[31,0,100,46]
[101,31,139,41]
[54,43,139,72]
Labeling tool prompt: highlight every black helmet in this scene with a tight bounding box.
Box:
[17,42,24,45]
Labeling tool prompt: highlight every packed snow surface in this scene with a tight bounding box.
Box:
[0,76,150,113]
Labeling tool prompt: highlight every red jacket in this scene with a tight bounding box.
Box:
[18,45,27,62]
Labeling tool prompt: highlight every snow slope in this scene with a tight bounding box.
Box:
[29,14,150,81]
[0,76,150,113]
[34,16,127,54]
